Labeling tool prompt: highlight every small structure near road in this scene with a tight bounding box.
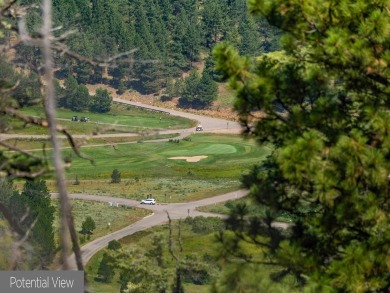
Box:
[108,201,120,207]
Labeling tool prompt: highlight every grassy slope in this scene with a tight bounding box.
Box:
[64,134,269,180]
[86,218,297,293]
[31,134,270,201]
[52,199,151,245]
[8,104,195,135]
[86,221,219,293]
[1,133,178,151]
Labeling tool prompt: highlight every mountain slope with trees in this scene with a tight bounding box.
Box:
[14,0,281,109]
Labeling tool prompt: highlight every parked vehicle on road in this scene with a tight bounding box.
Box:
[140,198,156,205]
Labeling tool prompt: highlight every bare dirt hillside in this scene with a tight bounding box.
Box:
[86,83,239,121]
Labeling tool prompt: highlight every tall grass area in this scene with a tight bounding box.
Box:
[86,218,222,293]
[58,178,241,202]
[197,198,295,222]
[51,199,151,245]
[86,217,297,293]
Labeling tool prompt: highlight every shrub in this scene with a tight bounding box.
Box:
[184,216,225,234]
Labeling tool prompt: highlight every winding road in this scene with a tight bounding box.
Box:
[0,97,242,142]
[56,189,249,269]
[4,98,263,270]
[32,99,245,270]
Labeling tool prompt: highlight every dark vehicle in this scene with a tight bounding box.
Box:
[71,116,78,121]
[80,117,89,122]
[196,125,203,131]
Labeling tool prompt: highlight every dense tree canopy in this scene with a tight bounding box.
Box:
[0,179,55,269]
[89,88,112,113]
[213,0,390,292]
[14,0,281,95]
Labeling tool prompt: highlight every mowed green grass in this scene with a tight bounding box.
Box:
[16,104,195,131]
[0,133,178,151]
[11,134,268,202]
[27,133,269,201]
[63,134,269,180]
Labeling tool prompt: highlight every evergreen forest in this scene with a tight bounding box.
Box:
[14,0,280,101]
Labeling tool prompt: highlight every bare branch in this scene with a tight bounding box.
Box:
[177,219,183,255]
[19,207,31,224]
[1,107,94,165]
[0,140,44,161]
[8,168,49,180]
[165,210,179,262]
[14,217,38,247]
[0,0,18,17]
[0,202,25,236]
[10,217,38,270]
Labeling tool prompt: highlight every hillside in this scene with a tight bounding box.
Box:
[14,0,281,114]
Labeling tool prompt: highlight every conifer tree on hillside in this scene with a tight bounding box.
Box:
[213,0,390,291]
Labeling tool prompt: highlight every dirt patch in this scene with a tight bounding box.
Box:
[168,156,208,162]
[84,83,240,121]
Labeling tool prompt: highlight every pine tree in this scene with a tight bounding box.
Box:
[179,69,200,108]
[81,216,96,235]
[197,71,218,109]
[213,0,390,291]
[21,180,56,268]
[202,0,227,48]
[98,253,115,283]
[89,88,112,113]
[68,84,90,112]
[111,169,121,183]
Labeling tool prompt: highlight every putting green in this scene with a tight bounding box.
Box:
[161,143,237,156]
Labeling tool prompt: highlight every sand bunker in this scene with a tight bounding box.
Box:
[168,156,208,162]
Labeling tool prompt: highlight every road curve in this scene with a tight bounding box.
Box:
[0,99,241,142]
[7,100,250,269]
[59,189,249,270]
[113,97,241,132]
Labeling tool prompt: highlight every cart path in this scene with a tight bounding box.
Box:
[54,189,250,270]
[0,98,241,142]
[7,100,255,268]
[56,190,290,269]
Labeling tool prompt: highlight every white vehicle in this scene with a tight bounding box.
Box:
[196,125,203,131]
[140,198,156,205]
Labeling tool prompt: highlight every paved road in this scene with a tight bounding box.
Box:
[56,189,249,269]
[5,100,255,269]
[0,98,241,142]
[113,97,241,132]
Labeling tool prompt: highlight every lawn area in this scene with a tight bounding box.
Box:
[27,134,270,201]
[16,103,195,132]
[62,134,269,180]
[51,199,151,245]
[0,133,179,151]
[9,134,269,202]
